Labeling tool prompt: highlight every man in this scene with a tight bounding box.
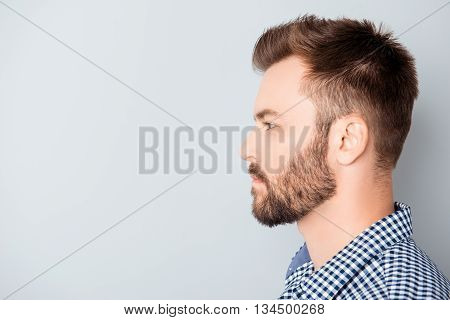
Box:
[240,14,450,299]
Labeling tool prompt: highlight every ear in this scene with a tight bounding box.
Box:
[330,114,369,166]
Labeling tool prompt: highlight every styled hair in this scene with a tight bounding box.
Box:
[252,14,418,170]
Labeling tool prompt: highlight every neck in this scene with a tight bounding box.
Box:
[297,172,394,272]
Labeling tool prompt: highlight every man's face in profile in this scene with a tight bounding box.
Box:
[241,56,337,227]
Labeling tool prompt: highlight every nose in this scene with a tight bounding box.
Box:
[240,127,257,163]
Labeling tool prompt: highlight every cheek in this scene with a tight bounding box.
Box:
[261,134,292,177]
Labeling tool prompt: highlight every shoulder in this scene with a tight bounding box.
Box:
[380,237,450,299]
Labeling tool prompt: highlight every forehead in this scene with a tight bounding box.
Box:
[253,55,309,117]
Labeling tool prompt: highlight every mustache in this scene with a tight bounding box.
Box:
[248,163,269,183]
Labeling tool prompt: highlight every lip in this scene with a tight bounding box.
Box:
[250,175,264,183]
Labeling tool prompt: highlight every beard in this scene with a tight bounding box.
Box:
[249,129,337,228]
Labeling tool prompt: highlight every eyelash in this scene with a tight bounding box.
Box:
[263,121,276,131]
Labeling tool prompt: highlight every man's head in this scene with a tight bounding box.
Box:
[241,14,418,227]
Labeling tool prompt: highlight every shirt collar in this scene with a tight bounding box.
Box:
[286,243,311,279]
[286,201,413,299]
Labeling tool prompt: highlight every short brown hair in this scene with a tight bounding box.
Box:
[252,14,418,170]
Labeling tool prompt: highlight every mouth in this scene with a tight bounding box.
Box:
[250,174,264,184]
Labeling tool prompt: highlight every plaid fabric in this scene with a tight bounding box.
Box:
[278,201,450,300]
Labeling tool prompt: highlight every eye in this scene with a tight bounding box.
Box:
[263,121,276,130]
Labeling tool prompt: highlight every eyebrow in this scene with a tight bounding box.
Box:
[253,108,279,121]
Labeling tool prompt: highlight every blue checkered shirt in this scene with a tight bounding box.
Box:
[278,201,450,299]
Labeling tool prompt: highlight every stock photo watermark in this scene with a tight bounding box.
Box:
[138,125,311,175]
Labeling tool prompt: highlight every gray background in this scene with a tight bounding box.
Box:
[0,0,449,299]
